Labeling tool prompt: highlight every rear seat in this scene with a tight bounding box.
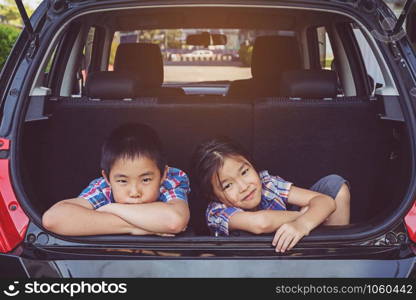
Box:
[114,43,185,96]
[227,35,302,97]
[253,70,390,222]
[278,70,338,99]
[40,73,253,234]
[85,71,139,100]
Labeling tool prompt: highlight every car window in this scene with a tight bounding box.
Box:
[83,27,95,79]
[40,44,58,90]
[307,25,345,96]
[316,26,335,70]
[72,26,95,96]
[29,28,67,96]
[351,25,385,88]
[108,29,294,84]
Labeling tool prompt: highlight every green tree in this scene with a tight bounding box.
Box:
[238,42,253,67]
[138,29,162,43]
[0,24,20,69]
[108,32,120,68]
[167,30,183,49]
[0,0,33,26]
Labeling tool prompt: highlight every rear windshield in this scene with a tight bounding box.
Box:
[109,29,295,84]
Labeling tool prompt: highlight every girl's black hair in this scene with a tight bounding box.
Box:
[190,137,255,204]
[100,123,166,177]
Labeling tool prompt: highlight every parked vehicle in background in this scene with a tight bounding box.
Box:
[181,49,215,60]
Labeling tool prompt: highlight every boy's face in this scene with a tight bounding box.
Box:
[211,155,262,210]
[103,155,166,205]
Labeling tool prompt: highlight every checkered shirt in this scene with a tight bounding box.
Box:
[79,167,190,209]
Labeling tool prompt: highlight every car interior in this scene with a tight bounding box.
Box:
[20,6,411,238]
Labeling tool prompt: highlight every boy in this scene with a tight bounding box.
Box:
[42,123,190,236]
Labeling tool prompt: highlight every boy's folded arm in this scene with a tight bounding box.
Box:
[42,197,154,236]
[229,210,302,234]
[98,199,190,234]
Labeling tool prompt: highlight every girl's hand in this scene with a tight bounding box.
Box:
[272,220,310,253]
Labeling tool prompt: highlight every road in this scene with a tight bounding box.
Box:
[163,65,251,83]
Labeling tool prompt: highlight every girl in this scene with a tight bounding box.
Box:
[191,137,350,253]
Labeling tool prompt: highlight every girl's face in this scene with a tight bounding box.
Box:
[211,155,262,210]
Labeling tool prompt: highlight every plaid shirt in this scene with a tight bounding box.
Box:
[79,167,190,209]
[206,170,292,236]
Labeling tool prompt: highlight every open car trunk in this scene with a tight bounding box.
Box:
[13,3,414,249]
[21,94,411,237]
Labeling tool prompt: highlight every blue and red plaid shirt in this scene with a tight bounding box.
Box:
[79,167,190,209]
[206,170,292,236]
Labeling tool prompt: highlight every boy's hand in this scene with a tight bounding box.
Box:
[96,205,173,236]
[299,206,309,214]
[272,220,310,253]
[154,233,176,237]
[96,203,113,213]
[97,200,189,235]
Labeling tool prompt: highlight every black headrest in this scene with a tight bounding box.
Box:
[114,43,163,88]
[86,71,138,99]
[251,35,302,81]
[279,70,338,98]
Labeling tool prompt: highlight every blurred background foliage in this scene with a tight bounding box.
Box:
[0,0,35,69]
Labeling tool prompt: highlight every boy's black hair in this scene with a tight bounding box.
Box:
[190,136,255,204]
[101,123,166,177]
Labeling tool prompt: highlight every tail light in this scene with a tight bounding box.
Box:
[0,138,29,253]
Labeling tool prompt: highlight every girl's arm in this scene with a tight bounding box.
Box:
[42,198,156,236]
[272,186,336,253]
[228,210,303,234]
